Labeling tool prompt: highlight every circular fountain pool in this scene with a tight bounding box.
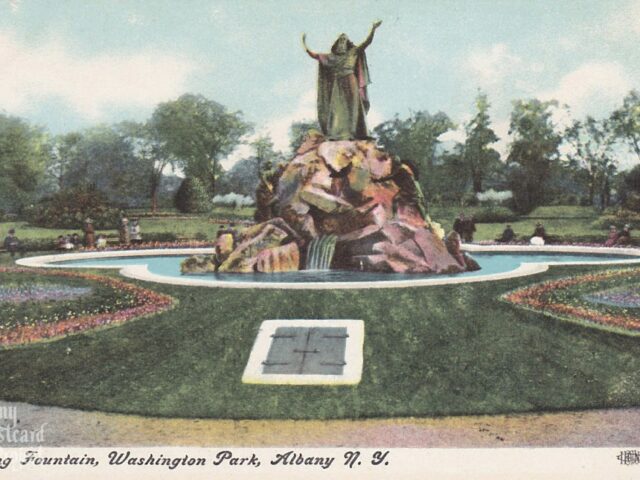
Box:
[16,245,640,289]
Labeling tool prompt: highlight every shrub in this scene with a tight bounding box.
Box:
[592,208,640,230]
[174,178,210,214]
[22,186,120,229]
[212,192,254,209]
[141,232,179,243]
[476,189,513,204]
[472,206,518,223]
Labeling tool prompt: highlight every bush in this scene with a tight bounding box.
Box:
[141,232,179,243]
[212,192,254,209]
[174,178,210,214]
[476,189,513,204]
[22,186,120,229]
[472,206,518,223]
[592,208,640,230]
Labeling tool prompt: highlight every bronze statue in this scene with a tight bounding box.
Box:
[302,21,382,141]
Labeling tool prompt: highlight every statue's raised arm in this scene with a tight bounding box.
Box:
[359,20,382,50]
[302,33,320,60]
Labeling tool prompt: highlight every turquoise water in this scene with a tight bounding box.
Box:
[56,252,640,283]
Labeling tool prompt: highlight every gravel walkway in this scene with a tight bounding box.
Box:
[3,401,639,447]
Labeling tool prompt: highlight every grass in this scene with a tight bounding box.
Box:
[432,205,604,242]
[1,205,609,245]
[0,251,639,419]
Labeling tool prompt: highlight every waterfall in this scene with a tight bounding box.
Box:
[305,235,337,270]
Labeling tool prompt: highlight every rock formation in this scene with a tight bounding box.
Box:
[182,135,473,275]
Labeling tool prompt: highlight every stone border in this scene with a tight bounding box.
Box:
[16,245,640,290]
[242,319,364,385]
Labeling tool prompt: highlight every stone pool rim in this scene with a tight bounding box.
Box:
[15,245,640,290]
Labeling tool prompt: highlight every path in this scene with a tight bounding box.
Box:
[2,401,638,447]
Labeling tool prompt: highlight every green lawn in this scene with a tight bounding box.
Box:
[1,205,608,245]
[433,205,604,242]
[0,253,639,419]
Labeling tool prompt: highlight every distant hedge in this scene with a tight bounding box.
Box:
[23,187,120,229]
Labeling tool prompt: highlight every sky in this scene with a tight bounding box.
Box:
[1,0,639,168]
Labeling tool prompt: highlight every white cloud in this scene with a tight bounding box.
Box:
[604,0,640,38]
[464,43,523,87]
[0,31,196,119]
[9,0,20,13]
[127,13,145,26]
[538,61,632,120]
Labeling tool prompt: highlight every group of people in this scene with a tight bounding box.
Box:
[495,222,550,245]
[452,213,476,243]
[605,224,633,246]
[118,216,142,246]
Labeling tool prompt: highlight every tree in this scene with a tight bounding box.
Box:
[374,111,455,201]
[174,177,210,213]
[118,121,176,212]
[151,94,252,195]
[60,125,147,207]
[463,92,501,193]
[0,114,50,212]
[564,117,617,209]
[289,119,321,153]
[250,135,282,171]
[507,99,562,213]
[48,132,83,191]
[611,90,640,162]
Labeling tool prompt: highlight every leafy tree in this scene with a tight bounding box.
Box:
[151,94,252,195]
[374,111,455,201]
[174,177,210,213]
[564,117,617,209]
[217,157,261,198]
[250,135,283,170]
[438,145,471,205]
[289,119,321,153]
[118,121,176,212]
[60,125,147,207]
[507,99,562,213]
[463,92,501,193]
[611,90,640,162]
[48,132,83,191]
[0,114,50,212]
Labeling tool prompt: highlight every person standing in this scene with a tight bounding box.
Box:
[83,218,95,248]
[119,216,130,245]
[453,213,465,240]
[462,215,476,243]
[129,218,142,244]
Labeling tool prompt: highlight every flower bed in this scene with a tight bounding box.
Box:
[0,284,92,303]
[502,268,640,335]
[0,267,175,347]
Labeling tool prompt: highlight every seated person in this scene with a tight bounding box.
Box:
[62,235,74,250]
[3,228,20,258]
[96,235,108,249]
[616,224,632,245]
[533,222,546,239]
[530,235,545,246]
[604,225,618,247]
[496,224,515,243]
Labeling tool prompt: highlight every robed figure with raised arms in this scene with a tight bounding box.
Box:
[302,21,382,140]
